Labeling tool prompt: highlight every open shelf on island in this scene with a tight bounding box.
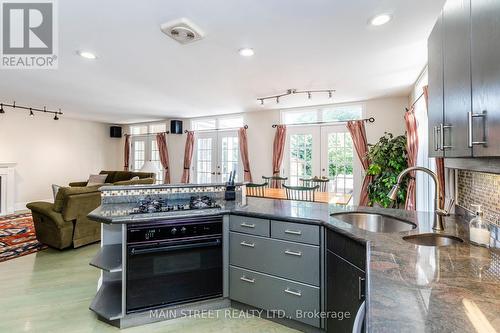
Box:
[90,244,122,273]
[89,280,122,321]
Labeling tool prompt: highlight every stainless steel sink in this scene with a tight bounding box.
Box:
[331,212,417,233]
[403,233,463,246]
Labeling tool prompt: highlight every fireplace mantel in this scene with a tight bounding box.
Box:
[0,163,16,216]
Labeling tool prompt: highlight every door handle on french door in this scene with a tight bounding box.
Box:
[467,111,487,147]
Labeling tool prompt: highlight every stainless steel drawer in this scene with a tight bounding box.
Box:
[229,232,320,286]
[271,220,320,245]
[229,265,320,328]
[230,215,270,237]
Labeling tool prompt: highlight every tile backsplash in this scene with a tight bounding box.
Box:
[457,170,500,226]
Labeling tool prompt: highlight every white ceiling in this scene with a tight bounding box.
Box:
[0,0,446,124]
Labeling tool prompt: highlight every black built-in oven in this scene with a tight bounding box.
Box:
[126,216,223,313]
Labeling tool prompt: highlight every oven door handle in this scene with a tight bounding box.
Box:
[129,239,221,256]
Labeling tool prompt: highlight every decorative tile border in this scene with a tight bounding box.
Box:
[457,170,500,226]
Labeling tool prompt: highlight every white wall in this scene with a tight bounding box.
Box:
[0,111,123,209]
[165,96,408,190]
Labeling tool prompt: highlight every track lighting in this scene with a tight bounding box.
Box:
[0,101,62,119]
[258,88,335,105]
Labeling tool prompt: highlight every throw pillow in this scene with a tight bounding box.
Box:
[51,184,61,200]
[87,174,108,186]
[130,176,140,180]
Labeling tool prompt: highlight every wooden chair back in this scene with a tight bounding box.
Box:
[262,176,288,189]
[246,182,268,197]
[300,177,330,192]
[283,184,319,202]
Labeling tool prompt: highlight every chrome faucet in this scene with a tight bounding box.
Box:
[388,166,447,231]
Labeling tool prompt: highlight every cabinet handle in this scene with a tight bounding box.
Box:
[467,111,488,147]
[240,276,255,283]
[433,126,438,151]
[240,222,255,229]
[440,123,452,150]
[284,288,302,297]
[358,277,365,300]
[284,229,302,236]
[284,249,302,257]
[240,241,255,248]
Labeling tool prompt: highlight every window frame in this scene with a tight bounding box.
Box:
[280,102,365,125]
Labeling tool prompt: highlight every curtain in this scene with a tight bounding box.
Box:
[272,125,287,176]
[238,127,253,182]
[347,120,371,206]
[404,107,419,210]
[124,134,130,171]
[155,133,171,184]
[423,85,445,208]
[181,131,195,183]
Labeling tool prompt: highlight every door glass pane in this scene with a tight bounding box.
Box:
[151,140,163,184]
[328,132,354,195]
[196,138,213,184]
[220,135,239,182]
[289,134,313,185]
[133,141,145,171]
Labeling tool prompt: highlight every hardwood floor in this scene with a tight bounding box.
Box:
[0,244,297,333]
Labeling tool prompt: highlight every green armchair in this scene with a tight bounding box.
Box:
[26,171,155,249]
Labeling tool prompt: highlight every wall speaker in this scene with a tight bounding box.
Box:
[110,126,122,138]
[170,120,183,134]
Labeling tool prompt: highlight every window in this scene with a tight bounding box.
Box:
[129,122,167,184]
[282,103,363,125]
[326,131,354,194]
[289,133,314,185]
[191,115,243,131]
[196,137,214,184]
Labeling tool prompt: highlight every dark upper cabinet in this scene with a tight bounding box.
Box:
[428,12,445,158]
[471,0,500,156]
[428,0,500,157]
[443,0,472,157]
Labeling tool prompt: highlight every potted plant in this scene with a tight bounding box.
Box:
[366,132,408,208]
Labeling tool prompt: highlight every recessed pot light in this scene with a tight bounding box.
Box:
[77,50,97,59]
[239,48,255,57]
[370,14,392,26]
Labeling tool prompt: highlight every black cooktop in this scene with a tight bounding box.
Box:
[130,195,221,215]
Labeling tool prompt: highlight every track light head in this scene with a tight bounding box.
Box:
[328,91,333,98]
[260,99,264,106]
[29,108,34,117]
[53,113,59,120]
[308,92,312,99]
[0,103,4,114]
[276,97,279,104]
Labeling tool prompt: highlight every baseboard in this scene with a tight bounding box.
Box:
[15,198,53,212]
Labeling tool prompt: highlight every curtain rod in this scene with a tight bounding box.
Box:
[184,124,248,133]
[407,91,425,111]
[125,131,170,136]
[271,117,375,128]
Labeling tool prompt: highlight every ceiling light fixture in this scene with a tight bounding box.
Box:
[258,89,335,105]
[370,14,392,26]
[0,101,63,119]
[239,48,255,57]
[77,50,97,59]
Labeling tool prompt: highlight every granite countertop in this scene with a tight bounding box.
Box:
[88,198,500,332]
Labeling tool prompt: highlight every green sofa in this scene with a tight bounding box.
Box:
[26,171,155,249]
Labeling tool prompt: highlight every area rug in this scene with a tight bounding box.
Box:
[0,213,47,263]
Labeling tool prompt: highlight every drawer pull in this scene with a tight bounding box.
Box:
[240,222,256,228]
[284,250,302,257]
[284,288,302,297]
[284,229,302,236]
[240,276,255,284]
[240,241,255,248]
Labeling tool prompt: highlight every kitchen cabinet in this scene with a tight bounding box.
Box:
[428,12,445,157]
[326,230,366,333]
[428,0,500,157]
[443,0,472,157]
[471,0,500,156]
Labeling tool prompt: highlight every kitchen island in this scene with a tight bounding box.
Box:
[88,185,500,332]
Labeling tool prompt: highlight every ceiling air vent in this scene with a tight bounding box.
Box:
[160,18,205,45]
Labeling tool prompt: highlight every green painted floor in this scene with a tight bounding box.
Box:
[0,244,297,333]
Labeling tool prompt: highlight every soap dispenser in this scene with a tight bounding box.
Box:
[469,204,490,247]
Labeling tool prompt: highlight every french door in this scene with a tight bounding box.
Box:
[130,135,163,183]
[194,131,242,184]
[285,125,358,197]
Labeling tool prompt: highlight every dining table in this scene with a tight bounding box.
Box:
[250,188,352,206]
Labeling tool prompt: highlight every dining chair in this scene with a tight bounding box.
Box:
[300,177,330,192]
[283,184,319,202]
[246,182,268,197]
[262,175,288,189]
